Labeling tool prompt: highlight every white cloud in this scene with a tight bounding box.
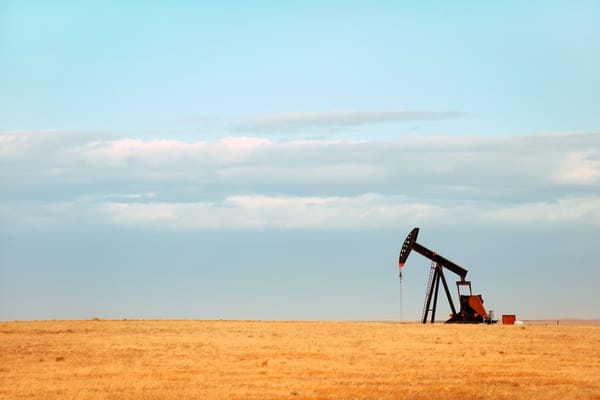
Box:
[485,197,600,225]
[232,109,463,133]
[99,193,157,200]
[0,195,434,231]
[553,152,600,184]
[105,194,437,230]
[75,137,272,167]
[79,139,203,166]
[0,130,121,159]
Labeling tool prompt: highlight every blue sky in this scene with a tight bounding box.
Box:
[1,1,599,320]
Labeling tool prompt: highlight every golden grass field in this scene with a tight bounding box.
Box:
[1,320,600,399]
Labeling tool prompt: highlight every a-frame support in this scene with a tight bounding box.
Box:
[422,263,458,323]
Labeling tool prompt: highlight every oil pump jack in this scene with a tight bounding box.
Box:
[398,227,494,324]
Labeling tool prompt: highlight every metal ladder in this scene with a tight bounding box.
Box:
[421,261,437,322]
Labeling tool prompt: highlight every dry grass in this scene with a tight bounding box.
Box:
[1,320,599,399]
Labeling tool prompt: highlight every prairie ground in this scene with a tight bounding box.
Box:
[1,320,599,399]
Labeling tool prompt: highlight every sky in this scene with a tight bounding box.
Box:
[1,1,599,321]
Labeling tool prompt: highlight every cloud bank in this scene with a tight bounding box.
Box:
[1,130,599,231]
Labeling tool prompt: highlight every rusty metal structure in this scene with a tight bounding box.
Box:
[398,227,495,324]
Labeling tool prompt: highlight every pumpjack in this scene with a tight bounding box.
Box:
[398,227,495,324]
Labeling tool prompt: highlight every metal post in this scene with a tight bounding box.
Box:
[438,268,457,316]
[431,269,441,323]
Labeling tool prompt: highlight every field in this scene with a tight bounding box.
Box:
[1,320,600,399]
